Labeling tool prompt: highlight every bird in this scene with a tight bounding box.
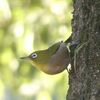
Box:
[20,41,70,75]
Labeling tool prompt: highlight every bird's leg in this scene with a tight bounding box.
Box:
[66,41,79,74]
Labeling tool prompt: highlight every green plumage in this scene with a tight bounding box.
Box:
[20,41,70,75]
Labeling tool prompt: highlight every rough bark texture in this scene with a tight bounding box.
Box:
[67,0,100,100]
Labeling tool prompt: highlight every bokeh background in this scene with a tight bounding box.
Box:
[0,0,72,100]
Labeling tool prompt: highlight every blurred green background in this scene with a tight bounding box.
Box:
[0,0,72,100]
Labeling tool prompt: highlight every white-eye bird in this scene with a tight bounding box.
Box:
[20,41,70,75]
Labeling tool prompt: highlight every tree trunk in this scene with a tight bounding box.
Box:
[66,0,100,100]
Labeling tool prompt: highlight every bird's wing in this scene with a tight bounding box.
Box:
[47,41,63,55]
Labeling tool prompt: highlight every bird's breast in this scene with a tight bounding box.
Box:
[41,42,70,75]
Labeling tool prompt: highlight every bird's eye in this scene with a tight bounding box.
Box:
[31,53,37,58]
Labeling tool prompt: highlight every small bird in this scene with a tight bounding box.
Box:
[20,41,70,75]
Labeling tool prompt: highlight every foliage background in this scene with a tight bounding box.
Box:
[0,0,72,100]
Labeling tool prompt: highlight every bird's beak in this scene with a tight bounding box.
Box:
[20,56,30,60]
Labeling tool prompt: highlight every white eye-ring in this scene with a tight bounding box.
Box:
[31,53,37,58]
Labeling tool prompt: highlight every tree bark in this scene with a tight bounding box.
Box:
[66,0,100,100]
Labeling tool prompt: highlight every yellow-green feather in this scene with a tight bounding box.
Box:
[29,42,62,70]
